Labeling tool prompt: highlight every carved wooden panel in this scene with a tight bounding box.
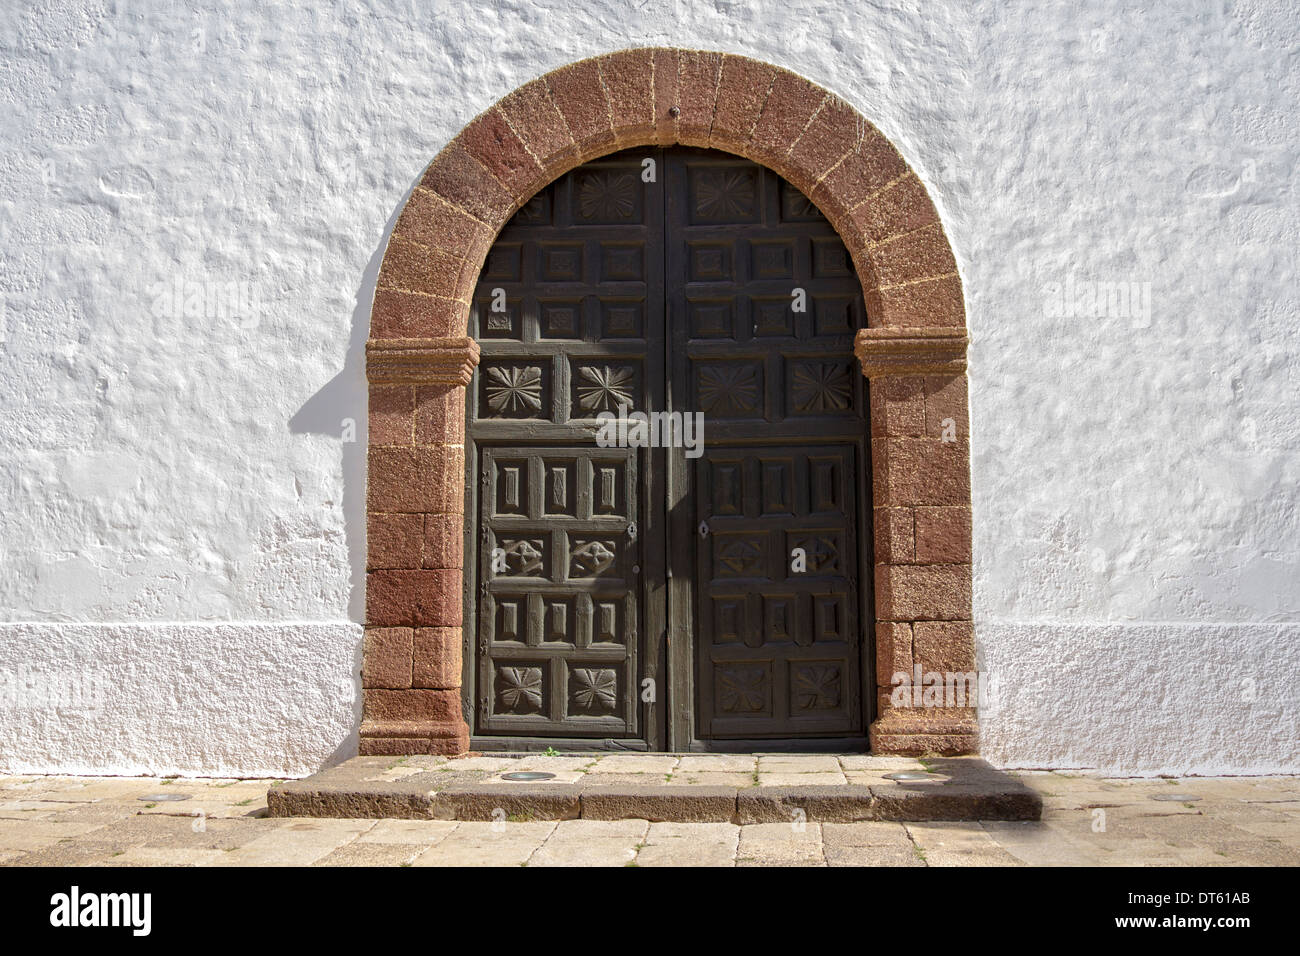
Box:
[467,149,665,742]
[467,147,869,746]
[694,446,862,737]
[476,446,642,736]
[666,150,869,741]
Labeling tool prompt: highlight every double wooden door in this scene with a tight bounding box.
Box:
[465,147,871,750]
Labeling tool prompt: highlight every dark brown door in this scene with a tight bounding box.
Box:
[466,147,870,749]
[664,151,870,745]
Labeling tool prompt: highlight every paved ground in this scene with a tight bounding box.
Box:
[1,766,1297,866]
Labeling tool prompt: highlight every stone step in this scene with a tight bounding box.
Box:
[268,756,1041,823]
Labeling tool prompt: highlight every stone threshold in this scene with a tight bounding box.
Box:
[268,755,1041,823]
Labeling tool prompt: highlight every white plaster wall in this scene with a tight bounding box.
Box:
[0,0,1295,776]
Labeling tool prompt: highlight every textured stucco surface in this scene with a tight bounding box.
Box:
[0,624,360,777]
[0,1,1296,776]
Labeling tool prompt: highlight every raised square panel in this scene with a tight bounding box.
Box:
[714,662,771,716]
[600,298,644,338]
[476,298,519,339]
[568,537,619,579]
[808,455,847,515]
[690,166,760,224]
[493,535,549,578]
[491,458,528,516]
[567,665,621,717]
[814,295,857,336]
[695,361,763,418]
[480,363,549,419]
[543,596,577,644]
[688,298,734,339]
[600,243,644,281]
[710,460,744,515]
[539,243,584,282]
[789,360,854,415]
[711,595,746,645]
[813,594,848,644]
[481,242,522,281]
[539,299,583,339]
[763,594,799,646]
[494,662,546,716]
[541,459,577,516]
[591,459,627,517]
[789,662,843,713]
[712,532,766,579]
[571,361,639,417]
[490,595,528,644]
[751,240,794,279]
[787,530,844,575]
[760,459,794,515]
[752,297,793,336]
[591,596,625,645]
[689,243,732,281]
[812,238,852,277]
[574,170,643,224]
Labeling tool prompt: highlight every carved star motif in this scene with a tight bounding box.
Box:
[792,362,852,412]
[698,364,759,415]
[576,365,635,413]
[570,540,616,576]
[570,668,618,713]
[485,366,542,414]
[696,170,756,220]
[498,667,543,712]
[793,664,841,711]
[577,172,637,220]
[718,666,767,713]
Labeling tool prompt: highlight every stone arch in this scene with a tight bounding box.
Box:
[362,49,975,757]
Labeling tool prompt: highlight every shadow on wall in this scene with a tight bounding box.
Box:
[287,171,428,629]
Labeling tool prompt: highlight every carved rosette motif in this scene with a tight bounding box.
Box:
[697,364,760,415]
[575,365,635,413]
[793,664,841,711]
[695,170,756,220]
[577,172,637,221]
[570,668,618,714]
[792,361,852,412]
[569,540,616,577]
[485,366,543,415]
[717,666,767,713]
[497,666,544,713]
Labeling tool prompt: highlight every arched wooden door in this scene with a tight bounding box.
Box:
[464,147,872,751]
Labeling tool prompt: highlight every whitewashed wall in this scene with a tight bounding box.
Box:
[0,0,1295,777]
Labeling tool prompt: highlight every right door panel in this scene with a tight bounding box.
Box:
[696,444,862,737]
[664,148,871,743]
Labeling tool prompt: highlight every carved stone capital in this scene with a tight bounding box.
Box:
[366,337,481,386]
[854,327,968,378]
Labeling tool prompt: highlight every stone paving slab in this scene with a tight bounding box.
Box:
[267,754,1041,823]
[0,769,1297,866]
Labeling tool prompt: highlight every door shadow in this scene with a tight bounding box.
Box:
[287,170,426,755]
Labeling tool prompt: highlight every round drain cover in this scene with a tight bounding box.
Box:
[883,772,937,781]
[138,793,191,802]
[500,771,556,782]
[1150,793,1202,802]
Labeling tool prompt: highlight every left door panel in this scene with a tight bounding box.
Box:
[476,446,645,737]
[466,149,666,746]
